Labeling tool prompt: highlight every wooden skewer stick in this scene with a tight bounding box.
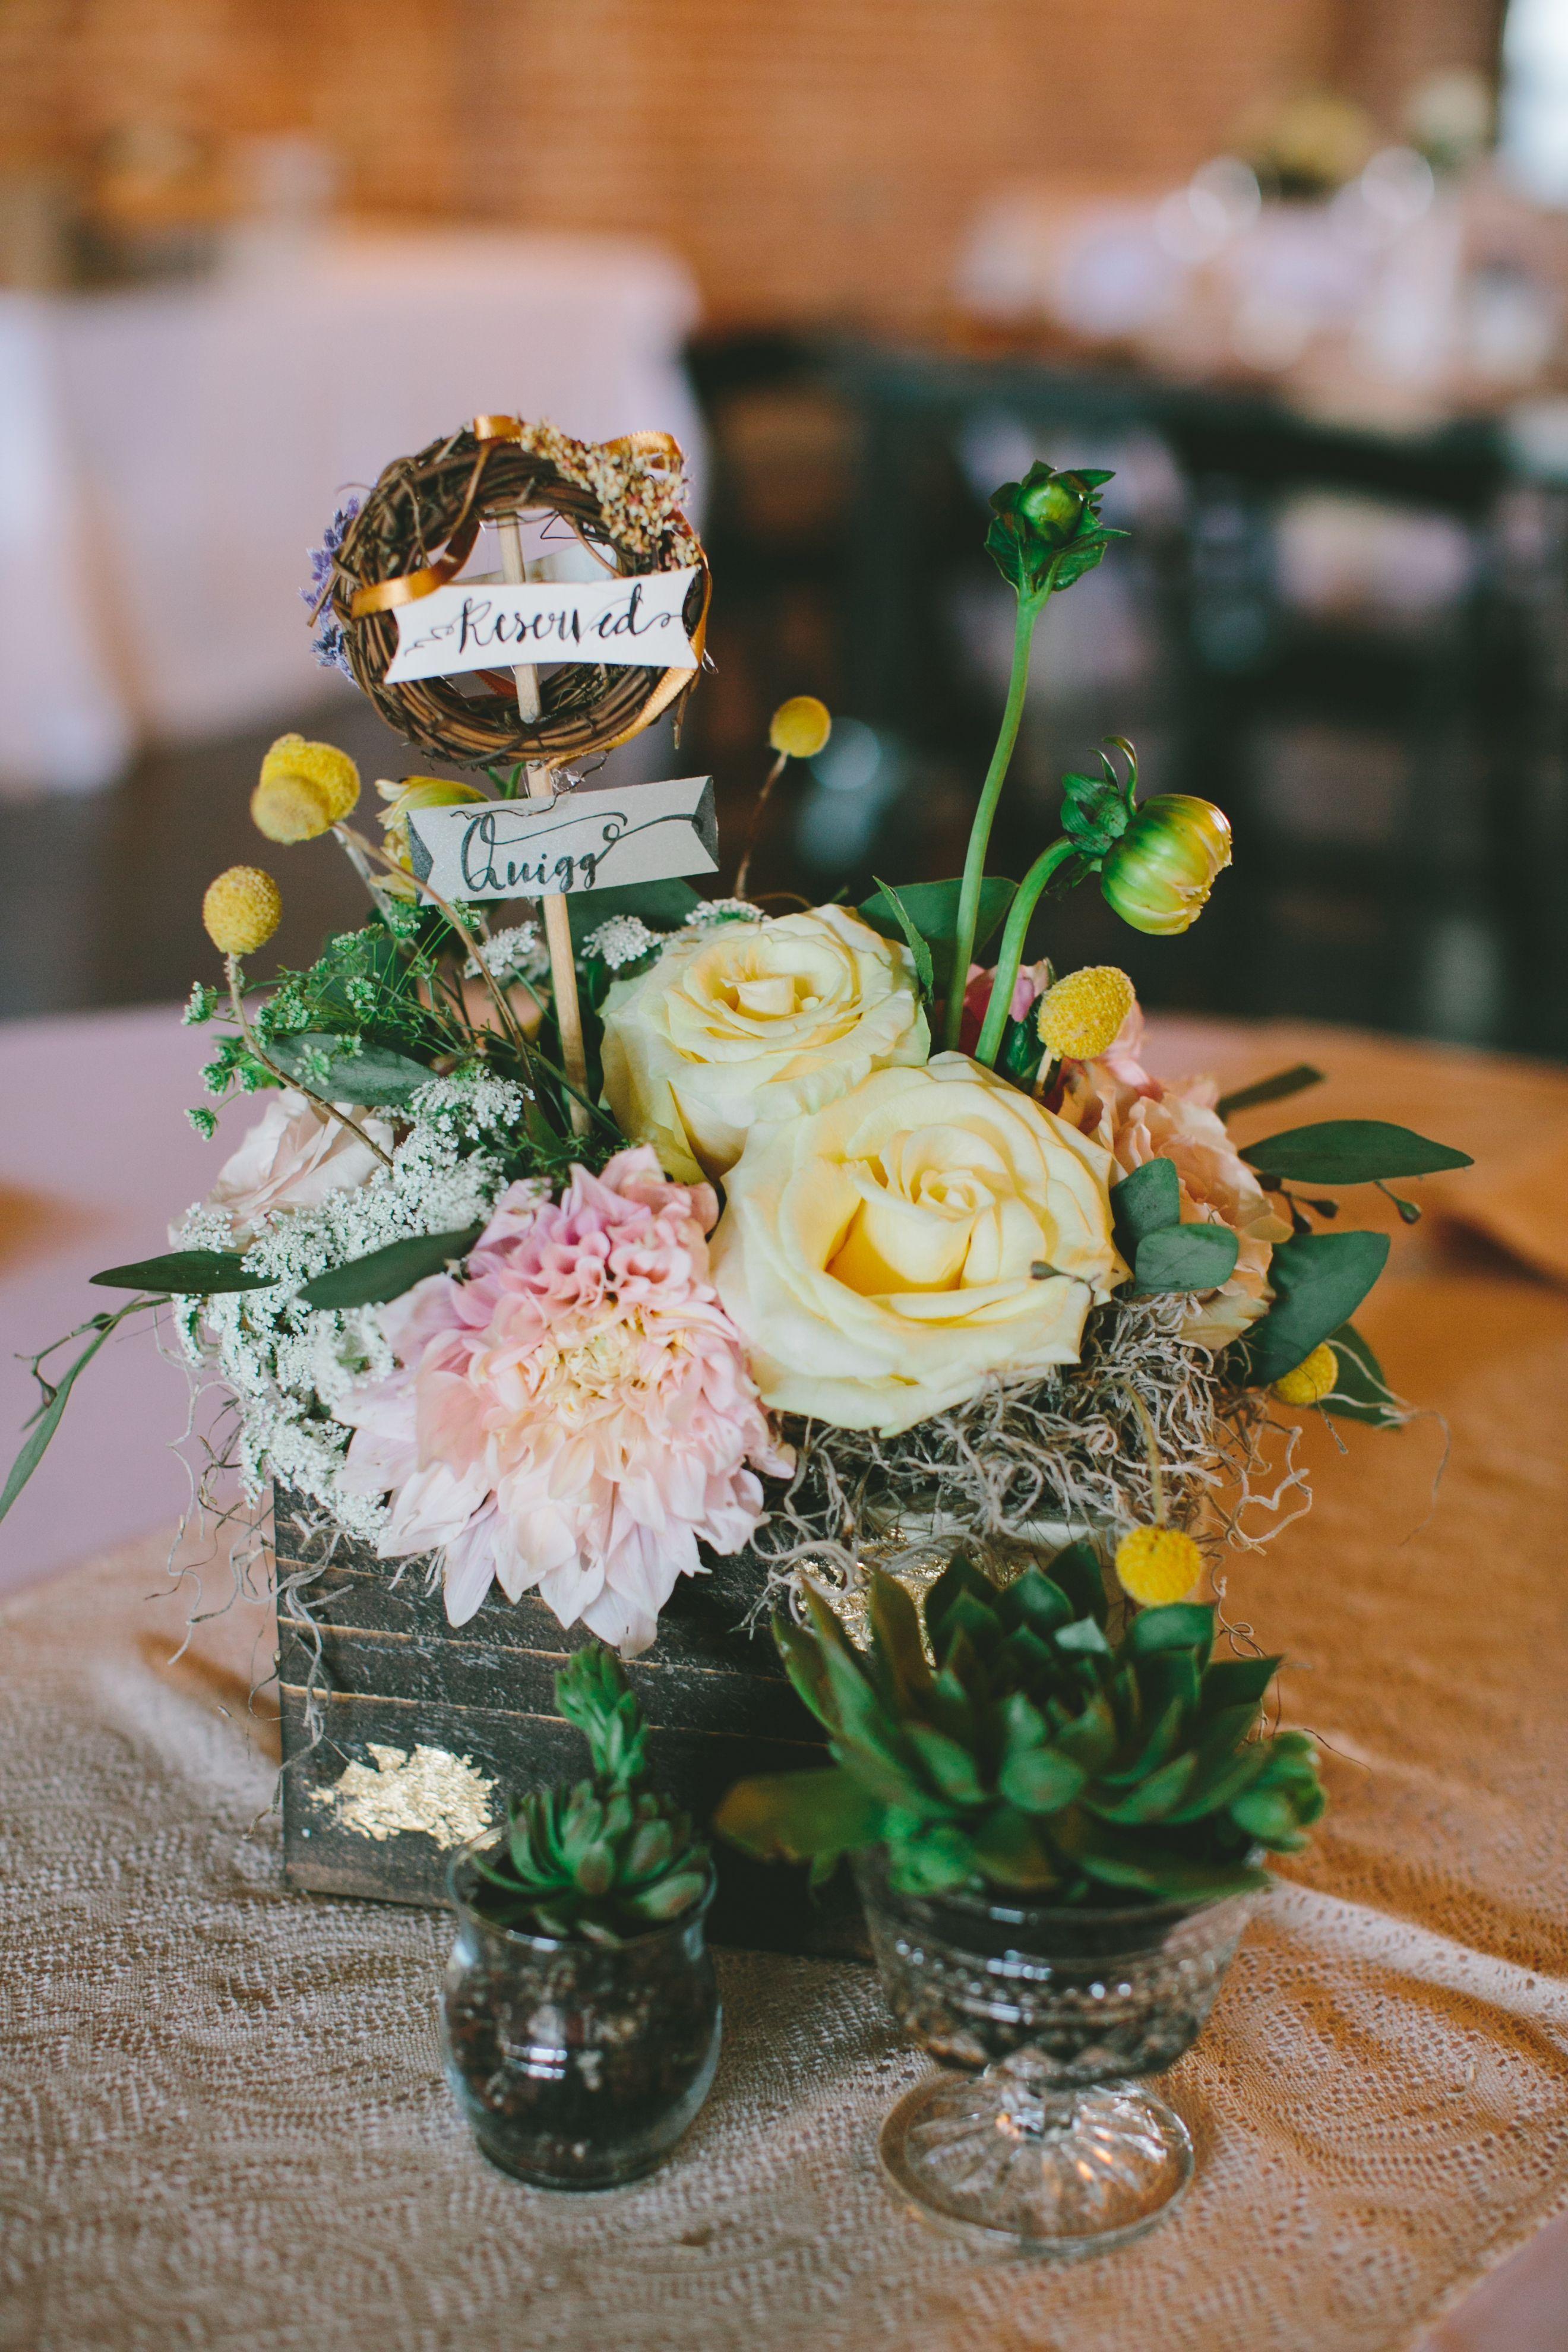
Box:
[496,510,590,1137]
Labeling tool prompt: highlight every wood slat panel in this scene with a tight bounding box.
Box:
[279,1684,865,1958]
[271,1488,862,1956]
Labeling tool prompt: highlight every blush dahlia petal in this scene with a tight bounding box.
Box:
[338,1145,790,1654]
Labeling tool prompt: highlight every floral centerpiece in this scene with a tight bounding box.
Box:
[5,457,1468,1933]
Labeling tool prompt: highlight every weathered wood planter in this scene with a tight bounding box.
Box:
[271,1486,864,1958]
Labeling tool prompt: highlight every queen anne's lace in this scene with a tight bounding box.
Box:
[171,1073,528,1539]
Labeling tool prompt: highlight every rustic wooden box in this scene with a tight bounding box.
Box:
[271,1486,864,1957]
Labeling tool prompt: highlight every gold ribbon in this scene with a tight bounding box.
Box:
[349,418,688,620]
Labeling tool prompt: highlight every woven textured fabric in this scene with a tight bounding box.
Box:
[2,1028,1568,2352]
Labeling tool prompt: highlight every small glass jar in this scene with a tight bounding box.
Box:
[855,1846,1260,2256]
[440,1845,722,2189]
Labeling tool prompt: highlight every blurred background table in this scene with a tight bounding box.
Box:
[0,228,703,794]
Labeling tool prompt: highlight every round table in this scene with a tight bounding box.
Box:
[2,1006,1565,2350]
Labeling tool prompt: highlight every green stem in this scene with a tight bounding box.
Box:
[943,593,1042,1049]
[973,836,1077,1066]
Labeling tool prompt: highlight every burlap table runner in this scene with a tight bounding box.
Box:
[2,1024,1567,2352]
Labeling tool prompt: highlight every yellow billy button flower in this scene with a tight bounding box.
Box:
[1036,965,1135,1061]
[768,696,832,761]
[1115,1525,1204,1607]
[1101,796,1232,936]
[203,867,282,957]
[1272,1341,1338,1407]
[252,769,334,843]
[258,733,359,825]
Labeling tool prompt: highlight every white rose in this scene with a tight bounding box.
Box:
[599,905,929,1183]
[197,1090,393,1244]
[710,1054,1126,1435]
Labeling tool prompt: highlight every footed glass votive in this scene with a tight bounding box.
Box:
[855,1848,1259,2256]
[441,1845,721,2190]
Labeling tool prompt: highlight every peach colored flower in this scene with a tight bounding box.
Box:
[198,1090,393,1244]
[336,1148,792,1654]
[1052,1009,1290,1346]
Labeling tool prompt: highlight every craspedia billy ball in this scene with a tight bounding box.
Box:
[1114,1525,1204,1607]
[203,867,282,957]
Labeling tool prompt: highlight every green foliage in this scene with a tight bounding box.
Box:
[1111,1156,1181,1255]
[1133,1222,1240,1294]
[986,462,1126,605]
[89,1250,279,1295]
[1108,1159,1239,1295]
[1234,1231,1391,1386]
[565,877,702,950]
[715,1557,1323,1907]
[1322,1322,1410,1428]
[192,916,473,1117]
[1,1300,159,1528]
[1058,737,1139,860]
[858,875,1016,995]
[268,1033,435,1108]
[868,875,935,998]
[295,1224,484,1311]
[1214,1064,1324,1120]
[466,1646,710,1942]
[995,1006,1047,1092]
[1242,1119,1472,1184]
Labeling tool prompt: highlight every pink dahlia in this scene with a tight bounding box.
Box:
[336,1148,792,1653]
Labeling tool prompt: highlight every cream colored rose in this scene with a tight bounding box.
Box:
[599,905,930,1183]
[197,1090,393,1245]
[710,1054,1126,1435]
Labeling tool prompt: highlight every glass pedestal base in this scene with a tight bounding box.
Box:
[878,2067,1194,2257]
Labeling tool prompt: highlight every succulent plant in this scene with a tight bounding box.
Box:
[716,1547,1324,1908]
[467,1645,710,1942]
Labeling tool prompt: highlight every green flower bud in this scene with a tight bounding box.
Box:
[1016,470,1089,544]
[1100,795,1232,935]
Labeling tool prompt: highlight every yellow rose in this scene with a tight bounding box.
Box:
[599,905,930,1185]
[710,1054,1127,1435]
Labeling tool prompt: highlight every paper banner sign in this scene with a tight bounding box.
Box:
[384,567,703,685]
[404,776,718,902]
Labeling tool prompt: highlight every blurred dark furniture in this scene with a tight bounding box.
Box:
[821,340,1568,1058]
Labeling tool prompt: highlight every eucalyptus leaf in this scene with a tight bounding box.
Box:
[269,1032,434,1107]
[296,1224,482,1311]
[1214,1064,1324,1120]
[1243,1118,1472,1184]
[1236,1231,1392,1386]
[1133,1221,1239,1295]
[90,1250,279,1295]
[1111,1157,1181,1254]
